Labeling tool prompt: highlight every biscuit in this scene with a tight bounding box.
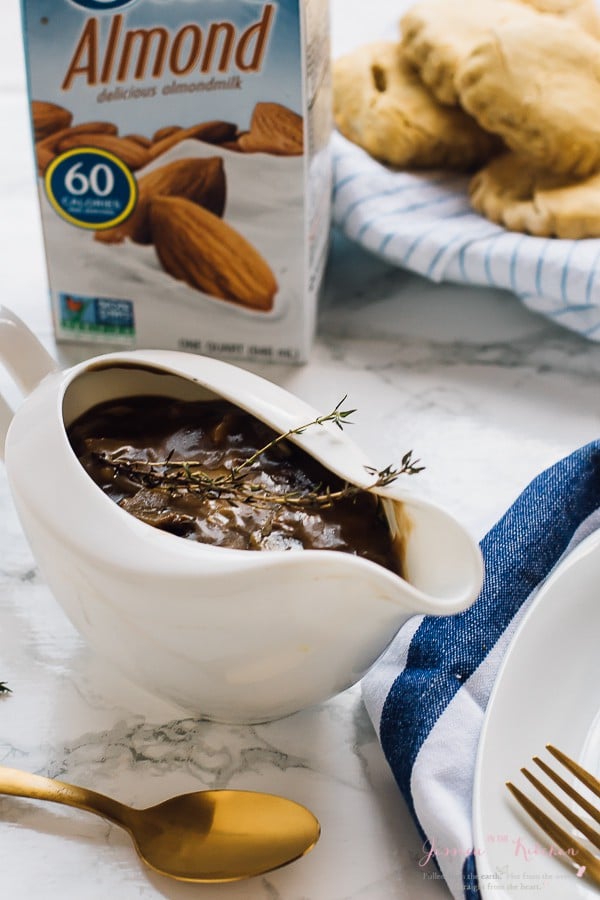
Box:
[400,0,600,107]
[521,0,600,37]
[400,0,539,106]
[457,17,600,177]
[332,41,499,170]
[469,152,600,238]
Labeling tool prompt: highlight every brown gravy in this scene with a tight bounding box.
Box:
[67,396,401,575]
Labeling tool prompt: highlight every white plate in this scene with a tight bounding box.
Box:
[473,528,600,898]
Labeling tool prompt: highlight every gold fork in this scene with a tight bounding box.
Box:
[506,744,600,888]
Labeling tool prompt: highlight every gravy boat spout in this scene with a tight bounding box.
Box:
[0,307,483,723]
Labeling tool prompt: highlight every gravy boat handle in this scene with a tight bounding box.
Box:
[0,306,58,459]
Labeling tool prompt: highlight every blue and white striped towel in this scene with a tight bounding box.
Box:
[362,440,600,899]
[332,132,600,341]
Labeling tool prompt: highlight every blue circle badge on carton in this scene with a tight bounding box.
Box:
[68,0,139,11]
[45,148,137,230]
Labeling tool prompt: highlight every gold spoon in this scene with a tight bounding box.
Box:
[0,766,320,882]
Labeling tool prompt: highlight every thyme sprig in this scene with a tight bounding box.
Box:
[229,395,357,482]
[97,399,424,509]
[365,451,426,487]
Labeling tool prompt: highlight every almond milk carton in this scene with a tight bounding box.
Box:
[20,0,332,363]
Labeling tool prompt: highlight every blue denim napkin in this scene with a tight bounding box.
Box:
[362,441,600,898]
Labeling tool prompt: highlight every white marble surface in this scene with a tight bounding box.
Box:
[2,2,600,899]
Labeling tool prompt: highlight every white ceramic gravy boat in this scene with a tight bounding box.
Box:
[0,306,484,723]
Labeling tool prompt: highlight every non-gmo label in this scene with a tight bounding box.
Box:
[59,293,135,340]
[45,148,137,230]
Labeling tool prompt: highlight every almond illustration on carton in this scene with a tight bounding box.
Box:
[149,121,238,159]
[237,102,304,156]
[152,125,181,142]
[150,196,277,312]
[36,121,119,172]
[124,134,153,149]
[96,157,226,245]
[31,100,72,142]
[57,134,151,170]
[36,145,55,175]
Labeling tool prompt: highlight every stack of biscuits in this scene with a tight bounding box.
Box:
[333,0,600,239]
